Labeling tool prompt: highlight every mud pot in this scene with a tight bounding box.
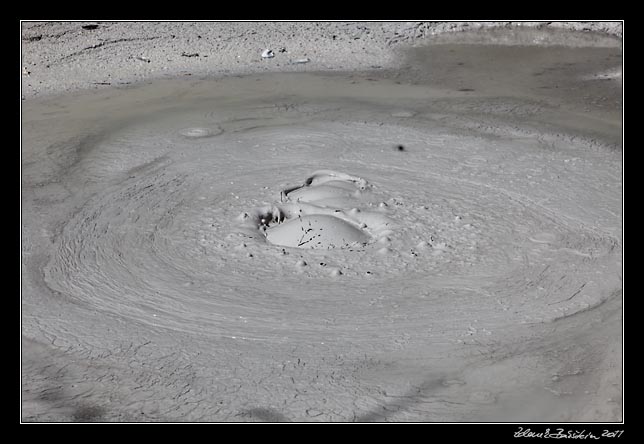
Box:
[22,30,622,422]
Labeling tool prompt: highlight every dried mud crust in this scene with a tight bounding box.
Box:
[20,21,622,100]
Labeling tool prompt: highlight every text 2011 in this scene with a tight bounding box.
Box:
[515,427,624,439]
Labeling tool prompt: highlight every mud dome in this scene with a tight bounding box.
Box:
[22,32,622,422]
[238,170,391,250]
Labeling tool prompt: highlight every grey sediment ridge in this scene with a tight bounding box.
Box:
[21,21,622,100]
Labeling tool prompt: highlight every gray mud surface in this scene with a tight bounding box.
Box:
[21,23,622,422]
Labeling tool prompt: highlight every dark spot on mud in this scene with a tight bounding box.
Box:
[72,404,106,422]
[458,88,475,92]
[396,144,405,151]
[82,25,99,30]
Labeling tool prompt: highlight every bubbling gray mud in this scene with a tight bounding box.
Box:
[239,170,390,249]
[22,40,622,422]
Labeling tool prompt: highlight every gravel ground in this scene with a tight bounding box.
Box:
[20,21,622,100]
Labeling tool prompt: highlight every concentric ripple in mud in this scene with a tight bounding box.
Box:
[22,53,622,422]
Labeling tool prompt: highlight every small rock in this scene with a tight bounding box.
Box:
[135,56,151,63]
[293,58,310,64]
[22,67,30,77]
[261,49,274,59]
[278,47,287,53]
[82,24,99,30]
[181,52,200,57]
